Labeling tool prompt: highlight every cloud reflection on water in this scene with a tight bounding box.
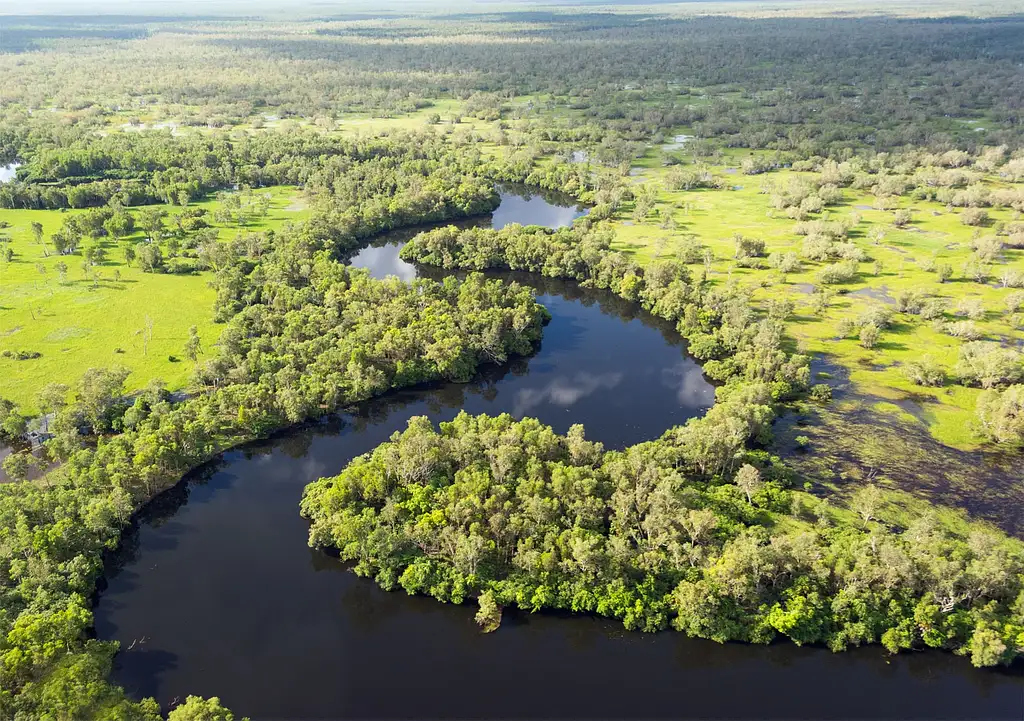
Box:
[513,372,624,417]
[662,362,715,408]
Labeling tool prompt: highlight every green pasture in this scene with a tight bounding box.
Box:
[0,186,309,412]
[606,143,1023,450]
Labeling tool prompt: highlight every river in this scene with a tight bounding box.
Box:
[94,186,1024,720]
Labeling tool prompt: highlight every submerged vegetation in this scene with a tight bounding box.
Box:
[0,4,1024,719]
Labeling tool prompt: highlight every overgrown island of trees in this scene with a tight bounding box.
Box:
[2,6,1024,720]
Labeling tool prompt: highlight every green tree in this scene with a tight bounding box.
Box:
[2,450,33,481]
[184,325,203,364]
[167,696,237,721]
[475,590,503,632]
[76,366,131,433]
[734,463,763,504]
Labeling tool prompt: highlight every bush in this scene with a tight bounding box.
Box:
[954,298,986,321]
[961,208,989,226]
[817,260,858,285]
[810,384,832,403]
[920,298,948,321]
[902,356,945,387]
[956,342,1023,388]
[977,385,1024,444]
[858,306,894,329]
[734,234,766,259]
[859,324,880,349]
[768,251,801,273]
[946,320,982,340]
[894,289,927,314]
[893,209,913,227]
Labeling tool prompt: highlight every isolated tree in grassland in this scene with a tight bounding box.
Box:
[136,243,163,272]
[184,326,203,364]
[52,260,67,284]
[138,207,166,241]
[103,209,135,239]
[30,221,43,244]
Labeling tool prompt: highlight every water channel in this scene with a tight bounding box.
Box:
[94,186,1024,720]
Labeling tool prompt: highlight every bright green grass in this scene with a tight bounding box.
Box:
[0,186,309,412]
[608,143,1023,449]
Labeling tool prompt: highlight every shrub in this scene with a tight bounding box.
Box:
[954,298,986,321]
[768,251,802,273]
[902,356,945,387]
[977,385,1024,443]
[818,260,858,285]
[894,289,927,314]
[961,208,989,226]
[734,234,766,259]
[956,342,1023,388]
[859,324,880,349]
[946,321,982,340]
[836,318,856,339]
[858,306,894,330]
[920,298,948,321]
[810,384,833,403]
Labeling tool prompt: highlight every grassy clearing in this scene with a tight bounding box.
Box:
[607,142,1023,450]
[0,186,309,411]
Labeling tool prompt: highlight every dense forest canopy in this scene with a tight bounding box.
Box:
[1,12,1022,155]
[303,411,1024,666]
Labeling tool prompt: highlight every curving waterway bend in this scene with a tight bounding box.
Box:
[95,186,1024,720]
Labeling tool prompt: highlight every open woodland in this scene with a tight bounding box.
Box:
[1,5,1024,719]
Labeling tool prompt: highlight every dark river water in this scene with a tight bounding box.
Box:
[95,187,1024,720]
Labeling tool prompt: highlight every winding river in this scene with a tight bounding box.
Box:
[95,186,1024,720]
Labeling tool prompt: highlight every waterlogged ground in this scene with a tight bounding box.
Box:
[774,354,1024,535]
